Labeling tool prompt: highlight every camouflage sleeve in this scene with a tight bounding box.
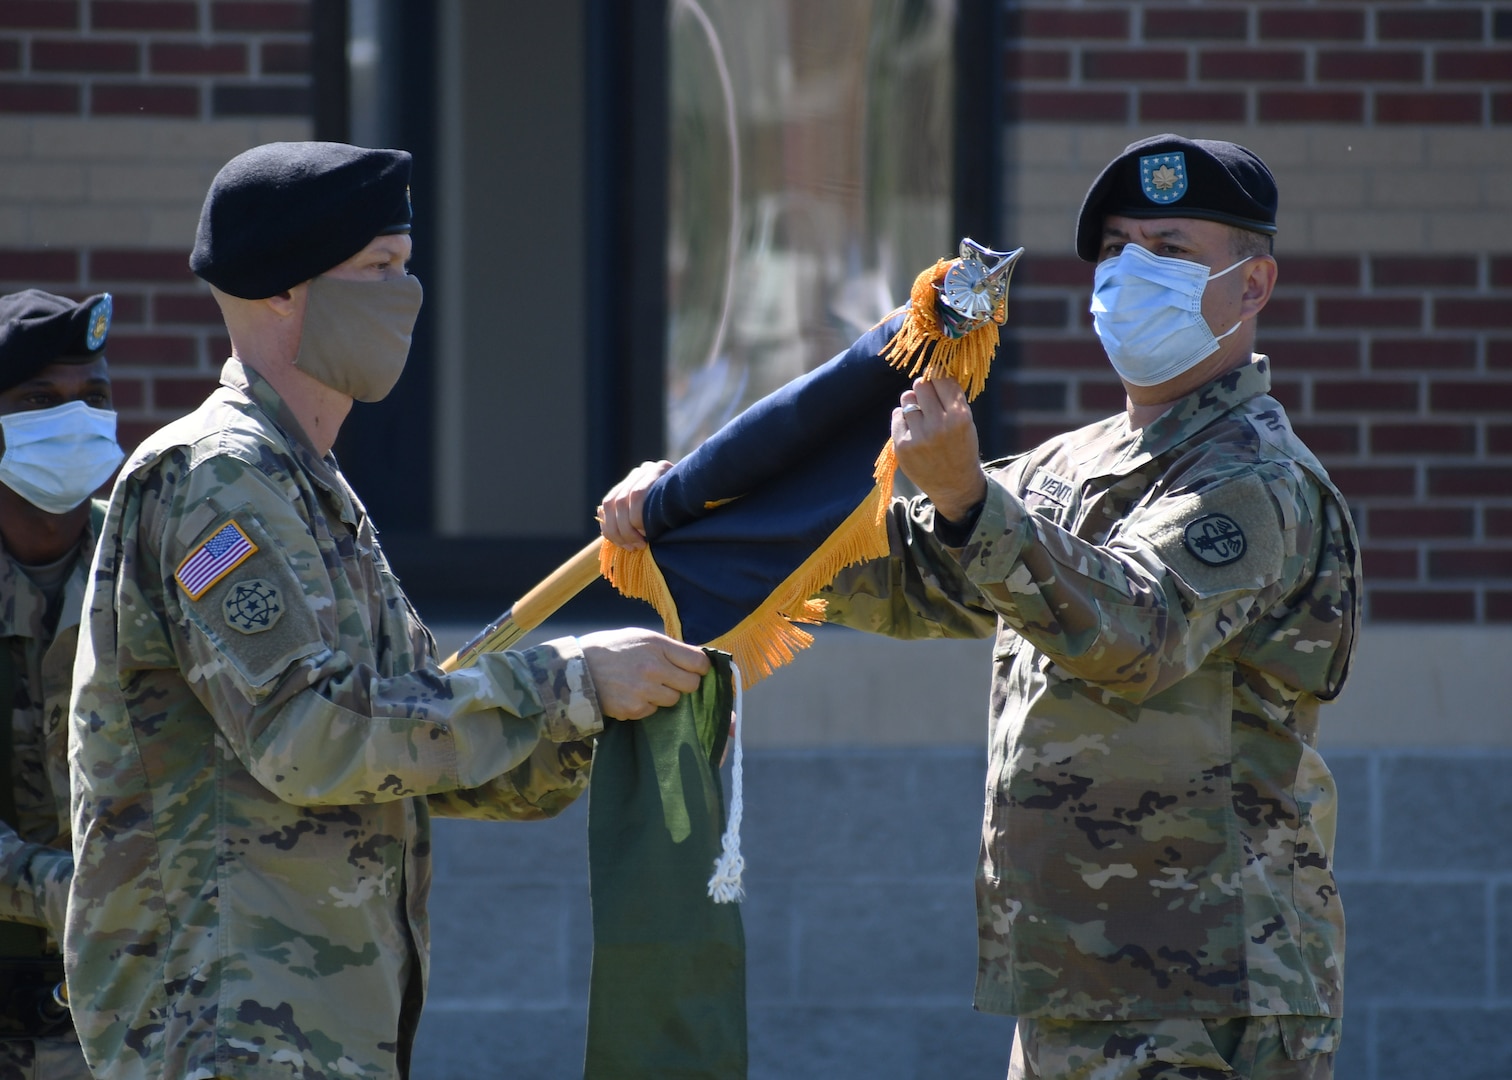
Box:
[424,639,599,820]
[0,824,71,933]
[956,461,1321,700]
[426,734,595,821]
[132,450,603,807]
[820,496,998,641]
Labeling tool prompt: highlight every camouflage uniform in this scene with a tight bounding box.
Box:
[68,359,604,1080]
[1,528,91,1080]
[823,357,1359,1070]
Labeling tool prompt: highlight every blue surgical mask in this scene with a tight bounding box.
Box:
[0,400,124,514]
[1090,244,1250,387]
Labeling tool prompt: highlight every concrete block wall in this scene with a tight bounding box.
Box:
[413,751,1018,1080]
[413,742,1512,1080]
[1330,749,1512,1080]
[409,625,1512,1079]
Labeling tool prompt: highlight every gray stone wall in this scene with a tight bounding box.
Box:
[412,743,1512,1079]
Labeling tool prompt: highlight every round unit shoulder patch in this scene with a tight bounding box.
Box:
[1183,512,1246,566]
[222,577,285,635]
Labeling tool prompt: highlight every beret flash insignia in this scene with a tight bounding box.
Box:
[1139,151,1188,205]
[85,294,112,351]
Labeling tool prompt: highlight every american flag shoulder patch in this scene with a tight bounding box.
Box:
[175,519,258,601]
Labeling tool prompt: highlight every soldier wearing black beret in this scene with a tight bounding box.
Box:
[606,132,1358,1079]
[839,132,1357,1079]
[67,142,711,1079]
[0,288,121,1080]
[1075,132,1279,262]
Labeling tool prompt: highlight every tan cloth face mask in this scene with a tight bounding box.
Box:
[293,273,424,402]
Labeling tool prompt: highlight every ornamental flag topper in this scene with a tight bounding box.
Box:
[600,240,1024,682]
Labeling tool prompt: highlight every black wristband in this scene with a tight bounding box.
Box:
[933,500,984,547]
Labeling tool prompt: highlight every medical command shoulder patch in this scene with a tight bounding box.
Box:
[1139,151,1187,205]
[1183,512,1246,566]
[175,520,258,600]
[222,578,283,634]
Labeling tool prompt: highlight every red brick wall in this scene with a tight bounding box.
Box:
[0,245,230,450]
[1003,3,1512,126]
[0,0,311,118]
[1001,2,1512,624]
[0,0,312,449]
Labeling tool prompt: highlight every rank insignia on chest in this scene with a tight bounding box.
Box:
[222,578,283,634]
[1183,512,1246,566]
[175,520,258,600]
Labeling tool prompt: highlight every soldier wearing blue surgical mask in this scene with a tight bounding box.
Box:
[599,134,1361,1078]
[815,135,1357,1080]
[0,288,119,1080]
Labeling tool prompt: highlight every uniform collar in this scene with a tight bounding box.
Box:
[219,358,362,527]
[1100,354,1273,475]
[0,519,94,641]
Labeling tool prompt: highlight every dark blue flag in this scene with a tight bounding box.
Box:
[602,243,1023,681]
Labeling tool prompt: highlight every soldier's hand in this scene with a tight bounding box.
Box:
[579,627,710,720]
[892,377,987,523]
[597,459,673,551]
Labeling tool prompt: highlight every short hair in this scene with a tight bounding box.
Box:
[1228,225,1274,262]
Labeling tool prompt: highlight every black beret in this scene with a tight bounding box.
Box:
[190,141,413,299]
[0,290,112,395]
[1075,133,1278,261]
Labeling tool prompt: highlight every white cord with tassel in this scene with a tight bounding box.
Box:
[706,661,745,904]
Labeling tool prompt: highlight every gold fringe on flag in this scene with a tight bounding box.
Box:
[600,536,683,642]
[600,472,896,685]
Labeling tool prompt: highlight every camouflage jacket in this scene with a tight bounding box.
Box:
[1,529,87,940]
[824,356,1360,1025]
[68,359,603,1080]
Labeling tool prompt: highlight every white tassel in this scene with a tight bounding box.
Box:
[706,661,745,904]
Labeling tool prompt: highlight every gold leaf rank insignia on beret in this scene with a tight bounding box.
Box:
[222,578,284,634]
[1183,512,1246,567]
[1139,151,1187,205]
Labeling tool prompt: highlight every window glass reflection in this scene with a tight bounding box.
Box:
[667,0,955,459]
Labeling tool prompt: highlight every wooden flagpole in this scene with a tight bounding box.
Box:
[439,538,605,672]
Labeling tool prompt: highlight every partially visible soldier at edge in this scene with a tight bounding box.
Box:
[604,134,1362,1080]
[66,142,710,1080]
[0,289,120,1080]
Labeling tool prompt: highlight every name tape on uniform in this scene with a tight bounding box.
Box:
[1028,468,1076,506]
